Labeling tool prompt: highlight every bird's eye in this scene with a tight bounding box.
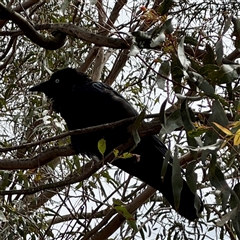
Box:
[55,79,60,83]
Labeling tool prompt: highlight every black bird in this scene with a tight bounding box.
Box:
[29,68,203,221]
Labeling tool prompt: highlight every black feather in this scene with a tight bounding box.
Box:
[29,68,203,221]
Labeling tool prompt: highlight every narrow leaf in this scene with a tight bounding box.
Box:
[217,207,237,226]
[222,15,232,35]
[159,99,167,125]
[114,199,138,232]
[158,0,175,15]
[0,210,7,222]
[161,149,171,180]
[156,61,170,89]
[121,152,133,159]
[212,122,232,136]
[211,100,229,126]
[209,165,231,210]
[186,161,197,193]
[234,129,240,145]
[132,129,141,145]
[189,71,216,98]
[216,38,223,66]
[172,149,183,210]
[178,37,190,69]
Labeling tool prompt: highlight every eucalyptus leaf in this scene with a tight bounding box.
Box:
[222,15,232,35]
[158,0,176,15]
[156,61,170,89]
[217,207,237,226]
[178,37,190,69]
[189,71,216,98]
[186,161,197,193]
[216,38,223,66]
[209,165,231,210]
[211,100,228,126]
[161,149,171,179]
[160,109,183,135]
[0,210,7,222]
[172,149,183,210]
[159,99,167,125]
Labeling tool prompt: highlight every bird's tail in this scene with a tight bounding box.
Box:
[112,135,203,221]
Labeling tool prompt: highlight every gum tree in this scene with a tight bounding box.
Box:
[0,0,240,239]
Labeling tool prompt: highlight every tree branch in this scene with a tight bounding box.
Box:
[0,140,133,196]
[0,120,162,170]
[0,0,41,28]
[0,145,75,170]
[0,116,137,153]
[91,186,156,240]
[0,3,66,50]
[0,111,205,170]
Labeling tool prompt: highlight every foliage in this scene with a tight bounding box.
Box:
[0,0,240,239]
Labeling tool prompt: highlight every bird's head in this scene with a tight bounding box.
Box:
[29,68,91,99]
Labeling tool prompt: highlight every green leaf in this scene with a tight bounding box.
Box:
[221,64,239,83]
[177,141,221,152]
[139,228,145,240]
[171,54,184,93]
[172,149,183,210]
[132,129,141,145]
[211,100,228,126]
[185,36,199,46]
[161,149,171,180]
[178,37,190,70]
[98,138,106,156]
[133,108,146,130]
[203,45,215,64]
[121,152,133,159]
[160,109,183,135]
[189,71,216,98]
[114,151,133,159]
[188,126,209,138]
[181,100,202,148]
[200,64,239,84]
[230,183,240,209]
[222,15,232,35]
[113,199,138,232]
[232,17,240,36]
[180,100,195,132]
[199,63,219,77]
[0,210,7,222]
[156,61,170,90]
[163,18,174,34]
[159,99,167,125]
[216,38,223,66]
[204,100,228,146]
[209,165,231,210]
[113,149,119,157]
[158,0,175,15]
[217,207,237,226]
[232,207,240,240]
[232,17,240,50]
[150,29,165,48]
[131,108,145,145]
[186,161,197,193]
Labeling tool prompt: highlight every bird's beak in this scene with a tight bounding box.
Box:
[29,82,45,92]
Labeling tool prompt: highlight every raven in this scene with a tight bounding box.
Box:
[29,68,203,221]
